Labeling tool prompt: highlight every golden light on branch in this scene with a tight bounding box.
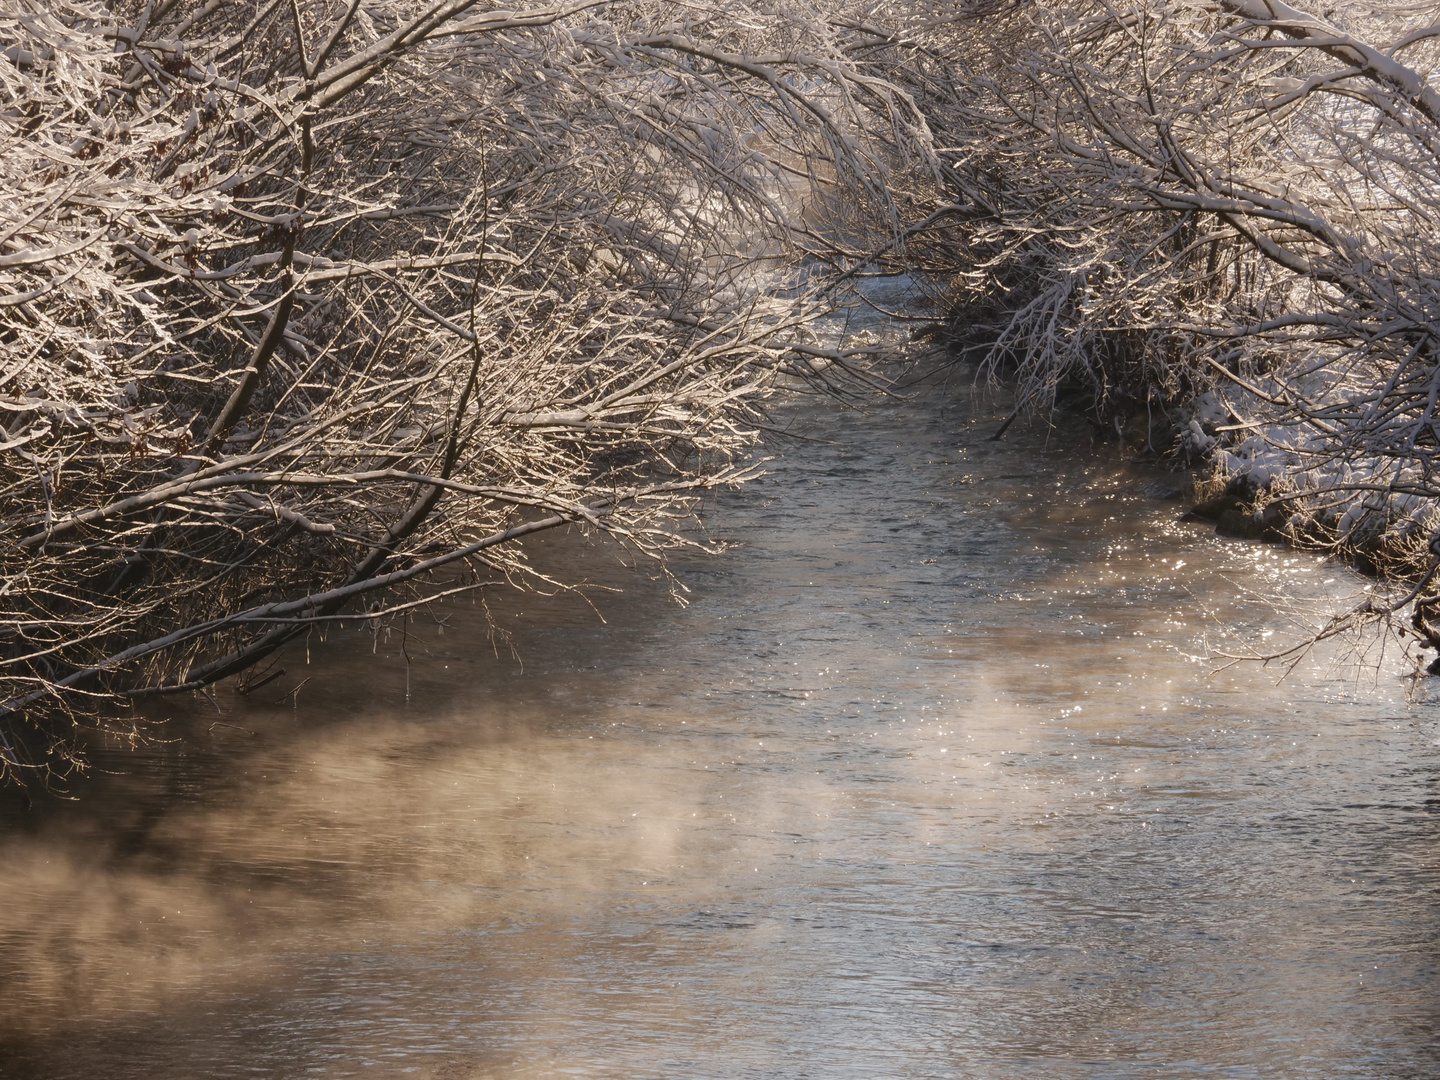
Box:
[0,0,920,783]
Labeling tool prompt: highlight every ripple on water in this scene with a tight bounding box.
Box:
[1,386,1438,1080]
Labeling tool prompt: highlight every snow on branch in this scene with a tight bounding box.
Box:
[0,0,913,783]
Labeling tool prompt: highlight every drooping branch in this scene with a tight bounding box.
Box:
[0,0,914,783]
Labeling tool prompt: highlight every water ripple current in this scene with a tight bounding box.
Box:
[2,384,1438,1079]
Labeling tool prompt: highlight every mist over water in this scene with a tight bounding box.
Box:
[2,381,1438,1079]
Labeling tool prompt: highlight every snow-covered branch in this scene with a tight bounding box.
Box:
[0,0,910,782]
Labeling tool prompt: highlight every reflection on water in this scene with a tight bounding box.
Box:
[2,385,1438,1079]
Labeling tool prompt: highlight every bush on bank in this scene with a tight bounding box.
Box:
[862,1,1440,648]
[0,0,928,783]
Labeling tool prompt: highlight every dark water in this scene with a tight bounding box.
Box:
[2,384,1438,1079]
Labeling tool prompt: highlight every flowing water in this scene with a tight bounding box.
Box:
[2,378,1439,1079]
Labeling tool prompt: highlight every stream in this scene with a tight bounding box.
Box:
[2,375,1438,1079]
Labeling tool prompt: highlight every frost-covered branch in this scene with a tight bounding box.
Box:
[0,0,914,782]
[850,0,1440,662]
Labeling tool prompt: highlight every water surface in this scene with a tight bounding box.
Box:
[2,383,1437,1079]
